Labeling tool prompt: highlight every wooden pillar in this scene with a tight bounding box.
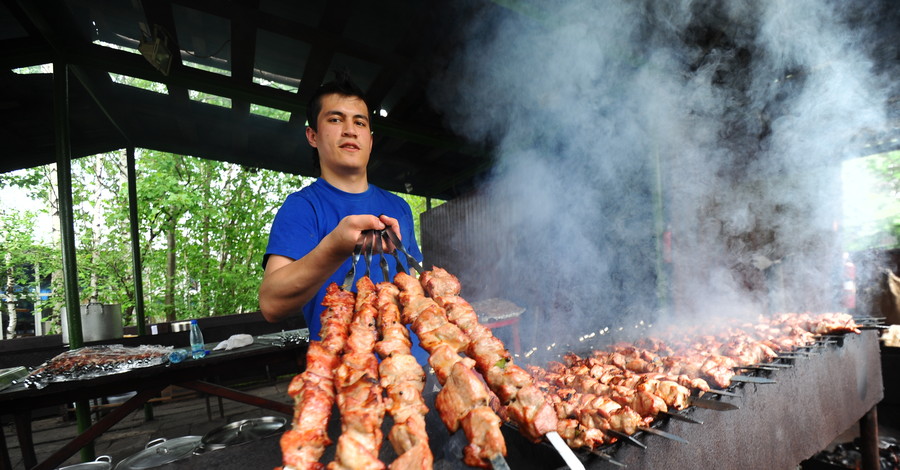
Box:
[126,147,147,336]
[54,60,94,462]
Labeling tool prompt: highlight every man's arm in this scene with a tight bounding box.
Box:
[258,213,402,322]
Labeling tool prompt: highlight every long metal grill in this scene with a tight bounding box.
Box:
[499,330,883,470]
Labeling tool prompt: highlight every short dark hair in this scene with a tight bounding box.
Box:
[306,71,371,175]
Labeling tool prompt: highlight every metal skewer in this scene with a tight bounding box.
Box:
[383,228,423,274]
[734,365,781,372]
[341,231,368,290]
[775,351,810,361]
[704,388,741,397]
[752,362,792,368]
[381,230,407,275]
[376,230,390,281]
[638,426,689,444]
[489,454,511,470]
[605,429,646,449]
[591,450,627,467]
[688,396,740,411]
[546,431,586,470]
[658,410,703,424]
[729,375,776,384]
[776,352,810,358]
[364,229,374,278]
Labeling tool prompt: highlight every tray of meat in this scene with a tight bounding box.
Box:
[24,344,172,389]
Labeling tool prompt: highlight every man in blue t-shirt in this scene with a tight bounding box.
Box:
[259,75,427,363]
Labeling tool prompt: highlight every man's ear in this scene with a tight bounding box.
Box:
[306,127,318,148]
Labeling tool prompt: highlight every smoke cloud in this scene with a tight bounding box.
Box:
[426,0,896,352]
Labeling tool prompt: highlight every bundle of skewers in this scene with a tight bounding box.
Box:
[278,230,578,470]
[278,228,878,469]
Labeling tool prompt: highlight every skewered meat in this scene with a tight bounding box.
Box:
[421,267,559,442]
[394,271,506,469]
[526,311,861,450]
[281,259,865,464]
[280,283,354,470]
[374,281,433,470]
[460,405,507,467]
[329,277,386,470]
[435,361,492,432]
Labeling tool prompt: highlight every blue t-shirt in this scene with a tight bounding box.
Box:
[264,178,427,363]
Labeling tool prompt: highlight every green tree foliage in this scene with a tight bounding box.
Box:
[1,153,306,326]
[865,150,900,245]
[127,151,311,323]
[844,149,900,251]
[1,151,439,330]
[0,210,48,306]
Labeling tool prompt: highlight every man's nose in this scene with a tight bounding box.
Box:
[342,122,358,136]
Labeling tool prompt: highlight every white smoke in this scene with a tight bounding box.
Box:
[427,0,894,349]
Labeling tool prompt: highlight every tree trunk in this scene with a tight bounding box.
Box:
[89,156,103,302]
[5,252,16,338]
[34,260,43,335]
[46,163,64,331]
[165,222,176,322]
[200,164,211,316]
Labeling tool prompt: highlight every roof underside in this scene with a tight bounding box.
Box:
[1,0,898,201]
[0,0,497,200]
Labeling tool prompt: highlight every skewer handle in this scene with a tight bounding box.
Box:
[658,410,703,424]
[546,431,586,470]
[637,426,689,444]
[384,228,424,274]
[591,450,627,467]
[342,231,368,290]
[605,429,646,449]
[489,454,512,470]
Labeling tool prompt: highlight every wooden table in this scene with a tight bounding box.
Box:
[0,336,307,470]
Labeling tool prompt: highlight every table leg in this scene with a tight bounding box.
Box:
[13,411,35,469]
[30,386,163,470]
[0,420,11,470]
[859,406,879,470]
[202,395,226,421]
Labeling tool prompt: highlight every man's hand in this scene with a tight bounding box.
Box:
[326,214,401,258]
[259,213,405,323]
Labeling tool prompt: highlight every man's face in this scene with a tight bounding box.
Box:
[306,94,373,176]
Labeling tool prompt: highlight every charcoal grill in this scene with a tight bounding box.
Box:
[156,330,882,470]
[502,329,884,470]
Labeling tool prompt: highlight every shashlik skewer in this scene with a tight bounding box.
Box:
[657,410,703,424]
[280,283,355,470]
[374,281,433,470]
[418,268,587,470]
[328,277,386,470]
[637,425,689,444]
[394,272,508,469]
[419,268,559,442]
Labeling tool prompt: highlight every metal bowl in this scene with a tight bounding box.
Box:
[114,436,201,470]
[57,455,112,470]
[200,416,287,451]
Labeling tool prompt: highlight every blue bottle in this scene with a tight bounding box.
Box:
[189,319,206,359]
[168,348,188,364]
